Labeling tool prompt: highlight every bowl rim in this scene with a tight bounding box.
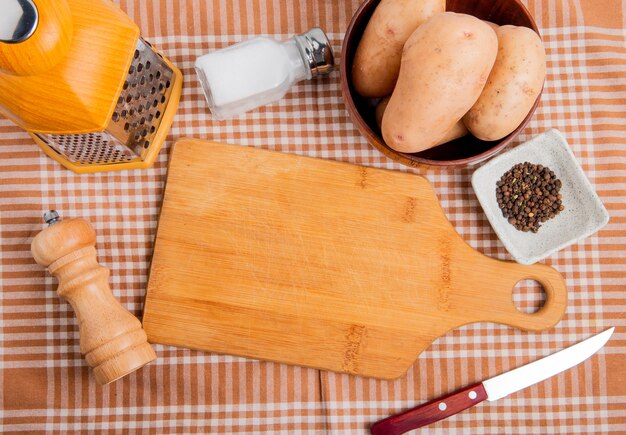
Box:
[340,0,542,168]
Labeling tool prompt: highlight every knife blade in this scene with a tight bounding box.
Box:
[371,327,614,435]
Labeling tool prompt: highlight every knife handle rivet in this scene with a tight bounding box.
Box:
[438,402,447,411]
[468,391,478,400]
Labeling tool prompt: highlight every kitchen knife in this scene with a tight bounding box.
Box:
[371,327,614,434]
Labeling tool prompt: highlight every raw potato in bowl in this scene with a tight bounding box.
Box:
[351,0,444,97]
[375,96,390,128]
[375,96,468,145]
[463,25,546,141]
[382,12,498,153]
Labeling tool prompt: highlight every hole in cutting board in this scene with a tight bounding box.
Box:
[512,279,546,314]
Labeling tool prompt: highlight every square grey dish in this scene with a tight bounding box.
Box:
[471,129,610,265]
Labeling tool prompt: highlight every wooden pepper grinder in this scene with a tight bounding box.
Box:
[31,211,156,385]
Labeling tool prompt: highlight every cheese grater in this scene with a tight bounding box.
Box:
[0,0,182,173]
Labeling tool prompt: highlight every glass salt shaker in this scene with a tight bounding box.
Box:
[195,28,334,120]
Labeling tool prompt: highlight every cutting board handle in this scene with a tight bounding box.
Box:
[471,258,568,331]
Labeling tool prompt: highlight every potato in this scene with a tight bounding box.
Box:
[463,25,546,141]
[382,13,498,153]
[438,120,469,144]
[485,21,500,31]
[375,96,391,128]
[376,96,468,145]
[352,0,444,98]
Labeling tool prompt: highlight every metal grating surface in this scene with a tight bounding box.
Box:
[109,38,175,158]
[36,131,137,165]
[34,38,174,166]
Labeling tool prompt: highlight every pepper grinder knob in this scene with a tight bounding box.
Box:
[43,209,60,225]
[31,211,156,385]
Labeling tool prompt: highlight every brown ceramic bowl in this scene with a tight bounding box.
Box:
[341,0,542,169]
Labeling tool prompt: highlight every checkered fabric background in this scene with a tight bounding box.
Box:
[1,0,625,433]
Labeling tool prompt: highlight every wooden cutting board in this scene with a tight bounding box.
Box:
[143,139,567,379]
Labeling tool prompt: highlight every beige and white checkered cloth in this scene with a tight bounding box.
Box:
[1,0,625,433]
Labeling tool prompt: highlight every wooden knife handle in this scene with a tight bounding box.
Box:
[371,383,487,434]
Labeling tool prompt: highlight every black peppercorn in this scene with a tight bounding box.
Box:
[496,162,564,233]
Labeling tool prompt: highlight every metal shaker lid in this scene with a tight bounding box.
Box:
[294,28,334,79]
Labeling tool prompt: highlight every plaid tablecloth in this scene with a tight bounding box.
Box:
[1,0,625,433]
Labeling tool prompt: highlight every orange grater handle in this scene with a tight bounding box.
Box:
[0,0,73,76]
